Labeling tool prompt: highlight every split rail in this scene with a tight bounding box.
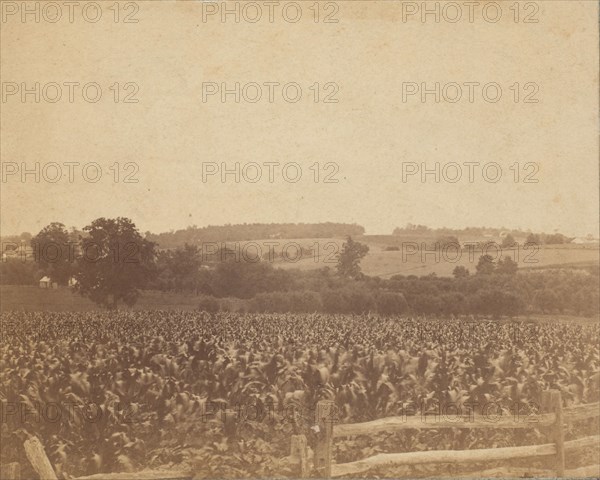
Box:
[286,390,600,478]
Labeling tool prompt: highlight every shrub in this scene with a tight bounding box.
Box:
[198,295,220,313]
[376,292,408,315]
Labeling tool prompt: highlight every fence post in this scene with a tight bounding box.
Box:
[23,436,58,480]
[290,434,308,478]
[314,400,334,478]
[541,390,565,477]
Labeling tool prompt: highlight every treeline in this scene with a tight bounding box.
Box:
[145,222,365,248]
[3,247,598,318]
[3,233,598,317]
[203,268,598,317]
[391,224,573,245]
[393,224,526,236]
[384,271,599,317]
[3,219,598,317]
[0,260,39,285]
[0,232,32,245]
[147,246,598,317]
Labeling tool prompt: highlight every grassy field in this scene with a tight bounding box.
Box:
[0,285,213,312]
[266,236,599,277]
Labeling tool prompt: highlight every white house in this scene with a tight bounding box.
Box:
[39,276,52,288]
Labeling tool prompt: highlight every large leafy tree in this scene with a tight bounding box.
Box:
[475,254,496,275]
[155,244,203,293]
[526,233,541,245]
[211,259,291,298]
[452,265,470,278]
[336,236,369,278]
[533,288,560,313]
[501,234,517,248]
[74,217,157,308]
[434,235,459,248]
[31,222,74,285]
[496,256,519,275]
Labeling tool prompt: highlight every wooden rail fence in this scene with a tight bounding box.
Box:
[2,390,597,479]
[286,390,599,478]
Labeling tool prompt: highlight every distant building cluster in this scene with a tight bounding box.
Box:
[1,243,34,261]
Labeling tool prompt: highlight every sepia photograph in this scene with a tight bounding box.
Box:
[1,1,599,479]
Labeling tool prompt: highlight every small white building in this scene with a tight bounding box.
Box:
[39,276,58,289]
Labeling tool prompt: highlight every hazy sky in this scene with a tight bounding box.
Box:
[1,0,598,237]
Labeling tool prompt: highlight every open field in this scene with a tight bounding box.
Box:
[244,237,600,277]
[356,244,600,278]
[0,285,221,312]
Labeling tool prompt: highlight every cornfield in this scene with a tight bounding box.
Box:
[1,312,598,478]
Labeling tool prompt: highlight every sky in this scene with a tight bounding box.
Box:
[1,0,599,237]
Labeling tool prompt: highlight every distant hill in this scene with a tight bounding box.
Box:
[145,222,365,249]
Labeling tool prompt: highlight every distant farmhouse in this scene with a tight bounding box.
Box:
[572,236,600,245]
[2,243,34,261]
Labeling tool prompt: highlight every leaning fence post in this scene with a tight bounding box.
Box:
[314,400,334,478]
[23,436,58,480]
[290,434,308,478]
[541,390,565,477]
